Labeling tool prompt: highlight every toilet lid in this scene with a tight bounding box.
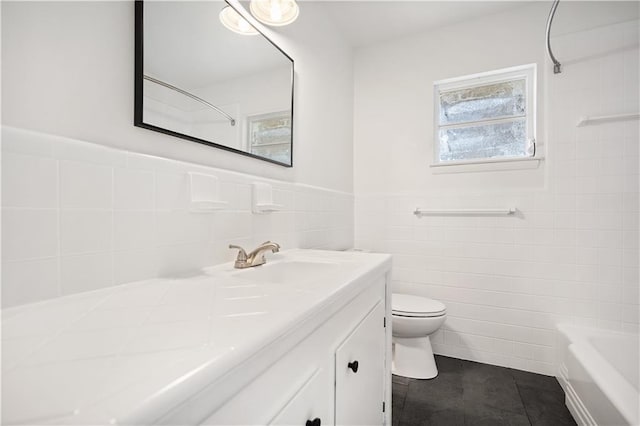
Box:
[392,293,446,317]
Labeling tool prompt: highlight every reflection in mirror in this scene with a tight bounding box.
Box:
[135,1,294,166]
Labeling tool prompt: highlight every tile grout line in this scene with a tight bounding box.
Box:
[512,373,534,426]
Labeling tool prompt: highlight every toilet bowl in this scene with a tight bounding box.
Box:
[392,293,446,379]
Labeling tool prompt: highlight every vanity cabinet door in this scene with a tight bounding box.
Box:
[335,301,385,426]
[270,368,329,426]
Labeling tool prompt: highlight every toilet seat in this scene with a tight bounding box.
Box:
[392,293,446,318]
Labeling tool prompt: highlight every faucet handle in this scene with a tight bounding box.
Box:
[228,244,247,261]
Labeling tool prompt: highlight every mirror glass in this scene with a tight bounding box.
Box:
[135,1,294,166]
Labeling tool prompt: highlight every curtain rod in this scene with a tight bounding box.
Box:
[546,0,562,74]
[143,75,236,126]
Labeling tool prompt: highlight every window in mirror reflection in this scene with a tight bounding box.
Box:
[248,111,292,164]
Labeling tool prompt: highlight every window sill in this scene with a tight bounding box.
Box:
[430,156,544,174]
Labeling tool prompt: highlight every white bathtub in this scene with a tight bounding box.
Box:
[557,324,639,426]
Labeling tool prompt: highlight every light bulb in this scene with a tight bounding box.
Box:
[219,6,258,36]
[238,17,250,32]
[270,0,283,21]
[250,0,299,26]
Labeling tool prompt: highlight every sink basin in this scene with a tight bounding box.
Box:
[233,260,342,284]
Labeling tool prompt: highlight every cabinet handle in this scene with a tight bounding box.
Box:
[348,360,359,373]
[305,418,321,426]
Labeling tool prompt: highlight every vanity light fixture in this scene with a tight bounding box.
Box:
[249,0,299,26]
[219,5,258,35]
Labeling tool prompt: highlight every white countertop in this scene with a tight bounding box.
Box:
[1,249,391,425]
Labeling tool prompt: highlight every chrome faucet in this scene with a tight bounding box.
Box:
[229,241,280,269]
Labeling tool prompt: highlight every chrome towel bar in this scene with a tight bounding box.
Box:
[413,208,516,216]
[576,113,640,127]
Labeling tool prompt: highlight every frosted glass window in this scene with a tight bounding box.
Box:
[439,119,526,162]
[434,65,536,164]
[439,80,525,125]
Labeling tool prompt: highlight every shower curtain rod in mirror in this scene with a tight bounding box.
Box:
[143,75,236,126]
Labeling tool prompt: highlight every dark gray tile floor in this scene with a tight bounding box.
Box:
[392,355,577,426]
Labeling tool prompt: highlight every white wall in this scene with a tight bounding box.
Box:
[1,1,355,307]
[354,2,639,374]
[1,1,354,192]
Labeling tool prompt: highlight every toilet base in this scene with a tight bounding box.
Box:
[392,336,438,379]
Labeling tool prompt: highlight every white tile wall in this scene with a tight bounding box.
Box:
[2,209,59,261]
[60,210,113,255]
[1,126,354,308]
[59,161,113,209]
[355,20,639,375]
[1,152,58,208]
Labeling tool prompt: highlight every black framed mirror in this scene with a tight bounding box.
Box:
[134,0,294,167]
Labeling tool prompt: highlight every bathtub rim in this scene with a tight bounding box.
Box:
[556,323,639,426]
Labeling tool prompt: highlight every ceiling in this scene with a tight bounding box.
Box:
[316,1,530,48]
[143,1,532,89]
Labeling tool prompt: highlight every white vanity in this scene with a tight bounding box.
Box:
[2,249,392,425]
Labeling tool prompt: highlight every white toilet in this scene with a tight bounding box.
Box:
[392,293,447,379]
